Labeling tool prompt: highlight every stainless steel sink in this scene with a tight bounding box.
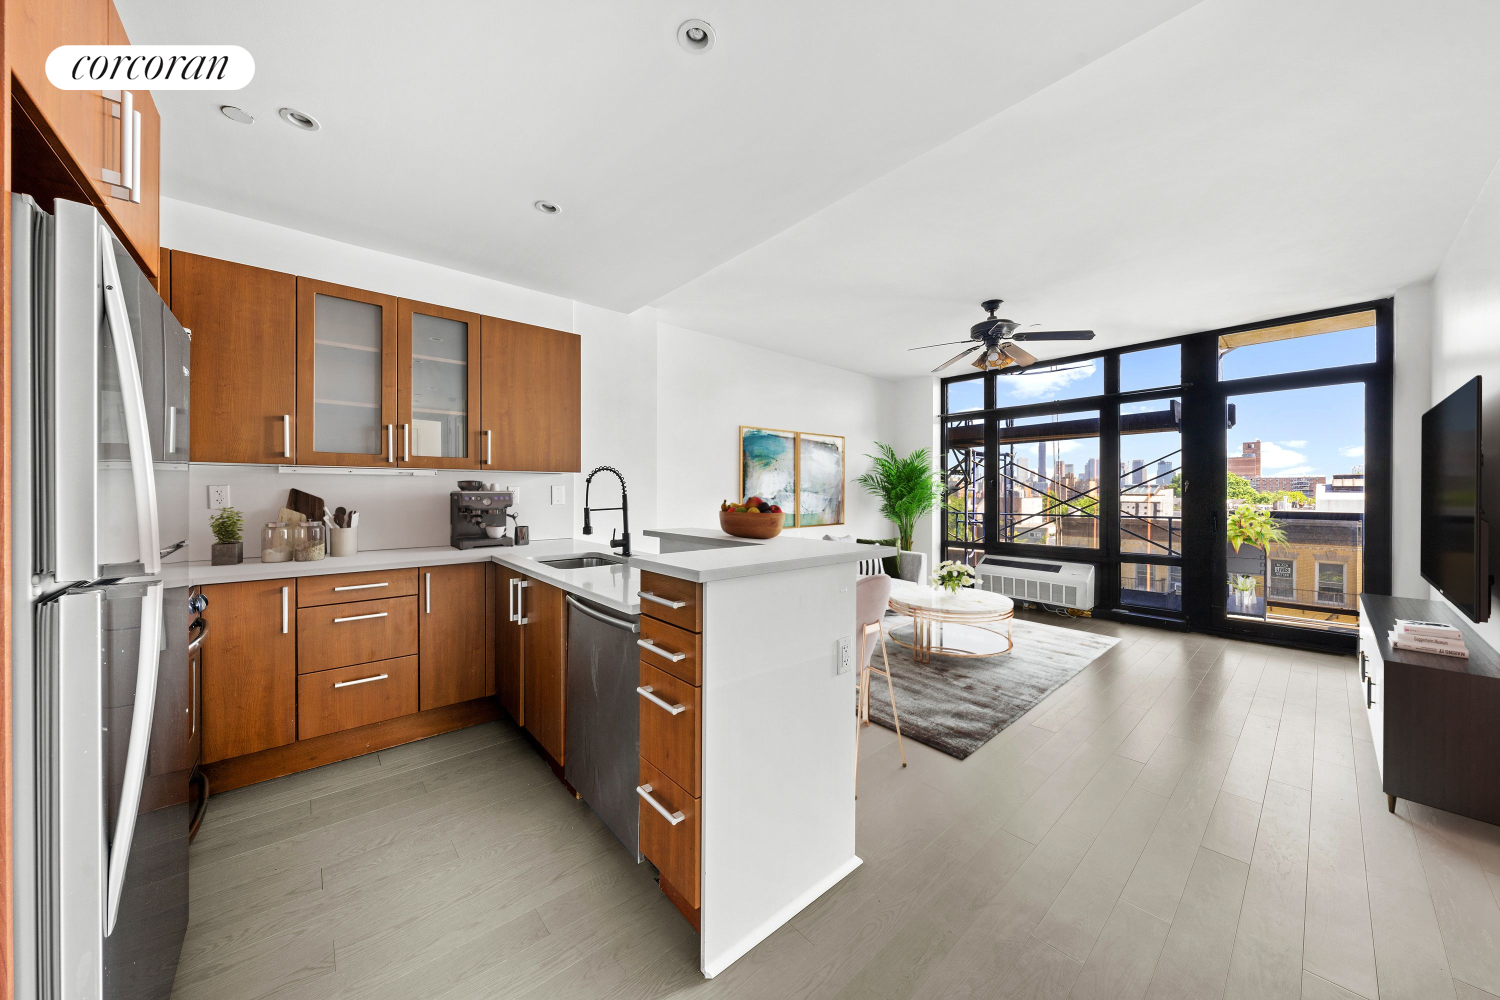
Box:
[539,555,625,570]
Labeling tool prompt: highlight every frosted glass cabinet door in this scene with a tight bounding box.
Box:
[398,299,482,469]
[296,278,398,467]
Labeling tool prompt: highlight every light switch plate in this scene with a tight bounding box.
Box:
[207,485,231,509]
[836,636,853,675]
[505,485,519,504]
[552,484,566,505]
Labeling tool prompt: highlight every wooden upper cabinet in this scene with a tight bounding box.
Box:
[481,318,581,473]
[171,252,297,464]
[94,3,161,272]
[10,0,108,200]
[418,563,489,710]
[297,278,400,467]
[200,579,296,763]
[398,299,483,469]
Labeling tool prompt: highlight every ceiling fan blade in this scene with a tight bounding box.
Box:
[1001,343,1038,368]
[908,339,975,352]
[1010,330,1095,342]
[932,346,980,373]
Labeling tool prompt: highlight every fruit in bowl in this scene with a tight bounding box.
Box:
[720,496,785,538]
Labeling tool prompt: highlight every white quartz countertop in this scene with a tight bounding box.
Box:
[187,529,892,611]
[638,527,895,583]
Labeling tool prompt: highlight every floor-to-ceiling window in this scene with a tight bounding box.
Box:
[940,300,1392,651]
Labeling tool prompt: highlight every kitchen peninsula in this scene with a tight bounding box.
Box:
[190,530,890,978]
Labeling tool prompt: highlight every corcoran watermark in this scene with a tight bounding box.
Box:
[45,45,254,90]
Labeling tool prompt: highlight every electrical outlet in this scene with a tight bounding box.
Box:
[835,636,853,675]
[505,485,519,504]
[207,485,231,509]
[551,484,567,505]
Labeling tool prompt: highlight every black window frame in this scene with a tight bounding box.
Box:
[941,298,1393,653]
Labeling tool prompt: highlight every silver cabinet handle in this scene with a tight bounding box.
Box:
[334,673,388,689]
[636,685,686,715]
[130,106,142,204]
[402,423,410,462]
[508,576,518,623]
[333,582,388,591]
[333,611,387,623]
[386,423,395,463]
[518,578,529,625]
[425,572,431,614]
[639,591,687,609]
[167,405,177,454]
[121,90,134,192]
[484,428,492,465]
[281,586,289,634]
[187,616,209,651]
[637,638,686,663]
[282,414,291,458]
[636,784,685,826]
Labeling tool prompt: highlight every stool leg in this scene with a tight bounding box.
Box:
[879,628,906,768]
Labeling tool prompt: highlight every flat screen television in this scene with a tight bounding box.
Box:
[1421,376,1489,622]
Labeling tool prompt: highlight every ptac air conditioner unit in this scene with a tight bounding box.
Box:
[976,556,1095,611]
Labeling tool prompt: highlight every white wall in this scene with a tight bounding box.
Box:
[654,323,898,540]
[890,376,942,563]
[1391,279,1433,598]
[1427,161,1500,650]
[163,199,909,556]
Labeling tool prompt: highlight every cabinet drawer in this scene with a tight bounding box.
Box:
[638,571,702,633]
[297,596,418,673]
[297,656,419,740]
[298,568,419,607]
[638,615,702,686]
[638,759,700,909]
[638,662,701,796]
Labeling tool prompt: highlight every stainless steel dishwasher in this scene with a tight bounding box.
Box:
[564,594,643,862]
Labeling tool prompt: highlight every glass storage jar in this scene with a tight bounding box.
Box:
[293,521,327,561]
[260,521,293,563]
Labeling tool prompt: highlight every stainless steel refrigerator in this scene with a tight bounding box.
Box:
[11,196,198,1000]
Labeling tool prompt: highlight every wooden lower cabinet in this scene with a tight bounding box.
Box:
[497,566,525,724]
[298,656,419,740]
[639,661,701,796]
[418,563,489,710]
[297,595,418,672]
[638,759,701,910]
[200,579,297,764]
[521,578,567,763]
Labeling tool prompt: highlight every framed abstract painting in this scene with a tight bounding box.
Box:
[797,432,845,527]
[739,426,797,527]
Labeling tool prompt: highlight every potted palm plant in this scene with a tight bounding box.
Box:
[855,443,942,554]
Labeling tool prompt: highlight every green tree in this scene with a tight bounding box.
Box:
[1227,473,1260,502]
[1043,491,1098,517]
[855,444,943,552]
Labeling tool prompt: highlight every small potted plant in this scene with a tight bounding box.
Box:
[209,506,245,565]
[932,559,977,594]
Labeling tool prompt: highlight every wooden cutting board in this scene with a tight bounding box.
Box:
[286,488,326,523]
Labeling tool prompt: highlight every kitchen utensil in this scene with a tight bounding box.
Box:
[514,525,530,545]
[286,488,325,523]
[457,480,485,490]
[484,525,505,539]
[330,526,357,557]
[333,506,348,529]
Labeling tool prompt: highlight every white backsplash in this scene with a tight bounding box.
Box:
[188,464,577,559]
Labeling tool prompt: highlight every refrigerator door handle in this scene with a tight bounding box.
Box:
[99,229,162,575]
[105,581,164,934]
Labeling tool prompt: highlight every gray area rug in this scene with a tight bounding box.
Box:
[864,618,1119,760]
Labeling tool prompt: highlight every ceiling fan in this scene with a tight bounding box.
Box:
[912,299,1095,373]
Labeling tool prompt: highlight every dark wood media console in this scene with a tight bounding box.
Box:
[1359,594,1500,825]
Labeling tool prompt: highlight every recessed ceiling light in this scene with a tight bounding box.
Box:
[220,105,254,125]
[534,200,560,215]
[278,107,321,131]
[677,19,715,53]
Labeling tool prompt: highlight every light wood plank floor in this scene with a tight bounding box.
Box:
[171,611,1500,1000]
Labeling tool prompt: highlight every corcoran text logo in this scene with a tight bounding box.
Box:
[45,45,254,90]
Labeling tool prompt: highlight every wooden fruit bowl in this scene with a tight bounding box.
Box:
[719,509,785,539]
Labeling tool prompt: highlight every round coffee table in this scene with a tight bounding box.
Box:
[886,579,1015,663]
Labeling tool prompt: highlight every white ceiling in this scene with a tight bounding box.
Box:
[122,0,1500,381]
[117,0,1197,310]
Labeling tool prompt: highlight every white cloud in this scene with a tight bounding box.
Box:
[1260,441,1307,471]
[1339,445,1365,458]
[1282,440,1308,449]
[1002,360,1098,401]
[1277,465,1315,476]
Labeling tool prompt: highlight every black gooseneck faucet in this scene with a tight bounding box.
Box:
[581,465,630,557]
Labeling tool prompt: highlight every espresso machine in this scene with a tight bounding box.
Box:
[450,481,517,549]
